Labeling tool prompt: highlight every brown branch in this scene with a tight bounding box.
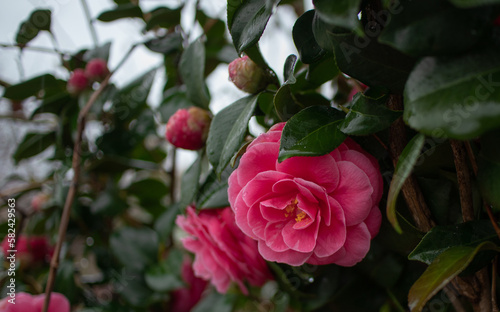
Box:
[450,140,475,222]
[387,95,435,232]
[42,45,137,312]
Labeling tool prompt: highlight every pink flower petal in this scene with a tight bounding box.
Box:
[258,240,312,266]
[242,171,293,207]
[313,197,346,258]
[364,206,382,238]
[282,216,320,253]
[248,204,267,239]
[341,150,383,203]
[276,155,340,193]
[264,221,289,252]
[237,142,279,187]
[333,223,371,267]
[334,161,373,226]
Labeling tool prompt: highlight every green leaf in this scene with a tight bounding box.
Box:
[229,0,280,53]
[179,37,210,109]
[293,10,326,64]
[409,220,498,265]
[449,0,500,7]
[3,74,59,100]
[313,0,362,31]
[53,260,78,303]
[279,105,346,162]
[304,54,339,88]
[112,68,156,123]
[29,9,51,31]
[179,154,202,211]
[196,166,234,209]
[145,6,182,31]
[110,227,159,271]
[283,54,298,84]
[128,178,168,210]
[16,21,39,46]
[31,93,74,118]
[386,133,425,234]
[13,131,56,164]
[379,0,492,57]
[206,95,258,175]
[115,269,154,307]
[145,249,185,292]
[329,25,416,94]
[154,204,180,242]
[192,292,236,312]
[144,32,183,55]
[478,156,500,209]
[339,93,400,135]
[403,48,500,139]
[91,183,128,216]
[97,4,143,22]
[408,241,500,312]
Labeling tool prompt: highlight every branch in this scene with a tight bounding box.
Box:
[387,95,435,232]
[42,45,137,312]
[450,140,475,222]
[80,0,99,48]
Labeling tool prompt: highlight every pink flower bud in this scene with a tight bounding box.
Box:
[228,56,269,94]
[67,68,88,95]
[1,235,53,267]
[165,107,212,150]
[85,58,110,82]
[31,193,49,212]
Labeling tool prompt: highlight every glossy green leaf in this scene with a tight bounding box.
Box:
[229,0,280,53]
[112,68,156,123]
[279,105,346,162]
[145,249,184,292]
[293,10,325,64]
[115,270,153,307]
[13,131,56,164]
[478,156,500,209]
[145,6,182,31]
[179,154,202,211]
[329,26,416,94]
[179,37,210,109]
[403,49,500,139]
[31,93,74,118]
[110,227,159,271]
[386,133,425,233]
[206,95,258,176]
[408,241,500,312]
[128,178,168,209]
[28,9,51,31]
[3,74,59,100]
[409,220,498,264]
[313,0,362,31]
[144,32,183,55]
[97,4,143,22]
[449,0,500,7]
[274,85,301,121]
[379,0,492,57]
[54,260,78,303]
[283,54,298,84]
[304,54,339,88]
[196,166,234,209]
[339,93,400,135]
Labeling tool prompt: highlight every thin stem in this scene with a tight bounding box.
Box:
[0,43,68,56]
[0,182,44,198]
[42,45,136,312]
[80,0,99,48]
[450,140,474,222]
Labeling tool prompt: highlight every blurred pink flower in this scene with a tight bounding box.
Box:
[228,122,383,266]
[0,292,70,312]
[1,235,53,266]
[176,206,273,294]
[170,257,208,312]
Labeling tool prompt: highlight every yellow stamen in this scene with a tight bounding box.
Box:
[295,211,307,223]
[284,199,298,217]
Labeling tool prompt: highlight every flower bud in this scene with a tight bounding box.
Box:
[228,56,269,93]
[67,68,88,95]
[31,192,49,211]
[85,58,110,82]
[165,107,212,150]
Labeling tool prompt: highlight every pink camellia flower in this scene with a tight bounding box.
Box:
[170,257,208,312]
[228,56,270,94]
[85,58,110,82]
[228,122,383,267]
[1,235,53,266]
[165,107,212,150]
[0,292,70,312]
[67,68,89,96]
[176,206,273,295]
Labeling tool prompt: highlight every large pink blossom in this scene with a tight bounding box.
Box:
[0,292,70,312]
[170,257,208,312]
[176,206,273,295]
[228,122,383,267]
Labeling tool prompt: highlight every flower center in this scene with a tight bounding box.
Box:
[284,199,309,223]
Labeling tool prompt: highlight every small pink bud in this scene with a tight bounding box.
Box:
[31,193,49,212]
[85,58,110,82]
[67,68,89,95]
[228,56,269,94]
[166,107,212,150]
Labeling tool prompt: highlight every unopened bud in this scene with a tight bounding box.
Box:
[228,56,270,94]
[166,107,212,150]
